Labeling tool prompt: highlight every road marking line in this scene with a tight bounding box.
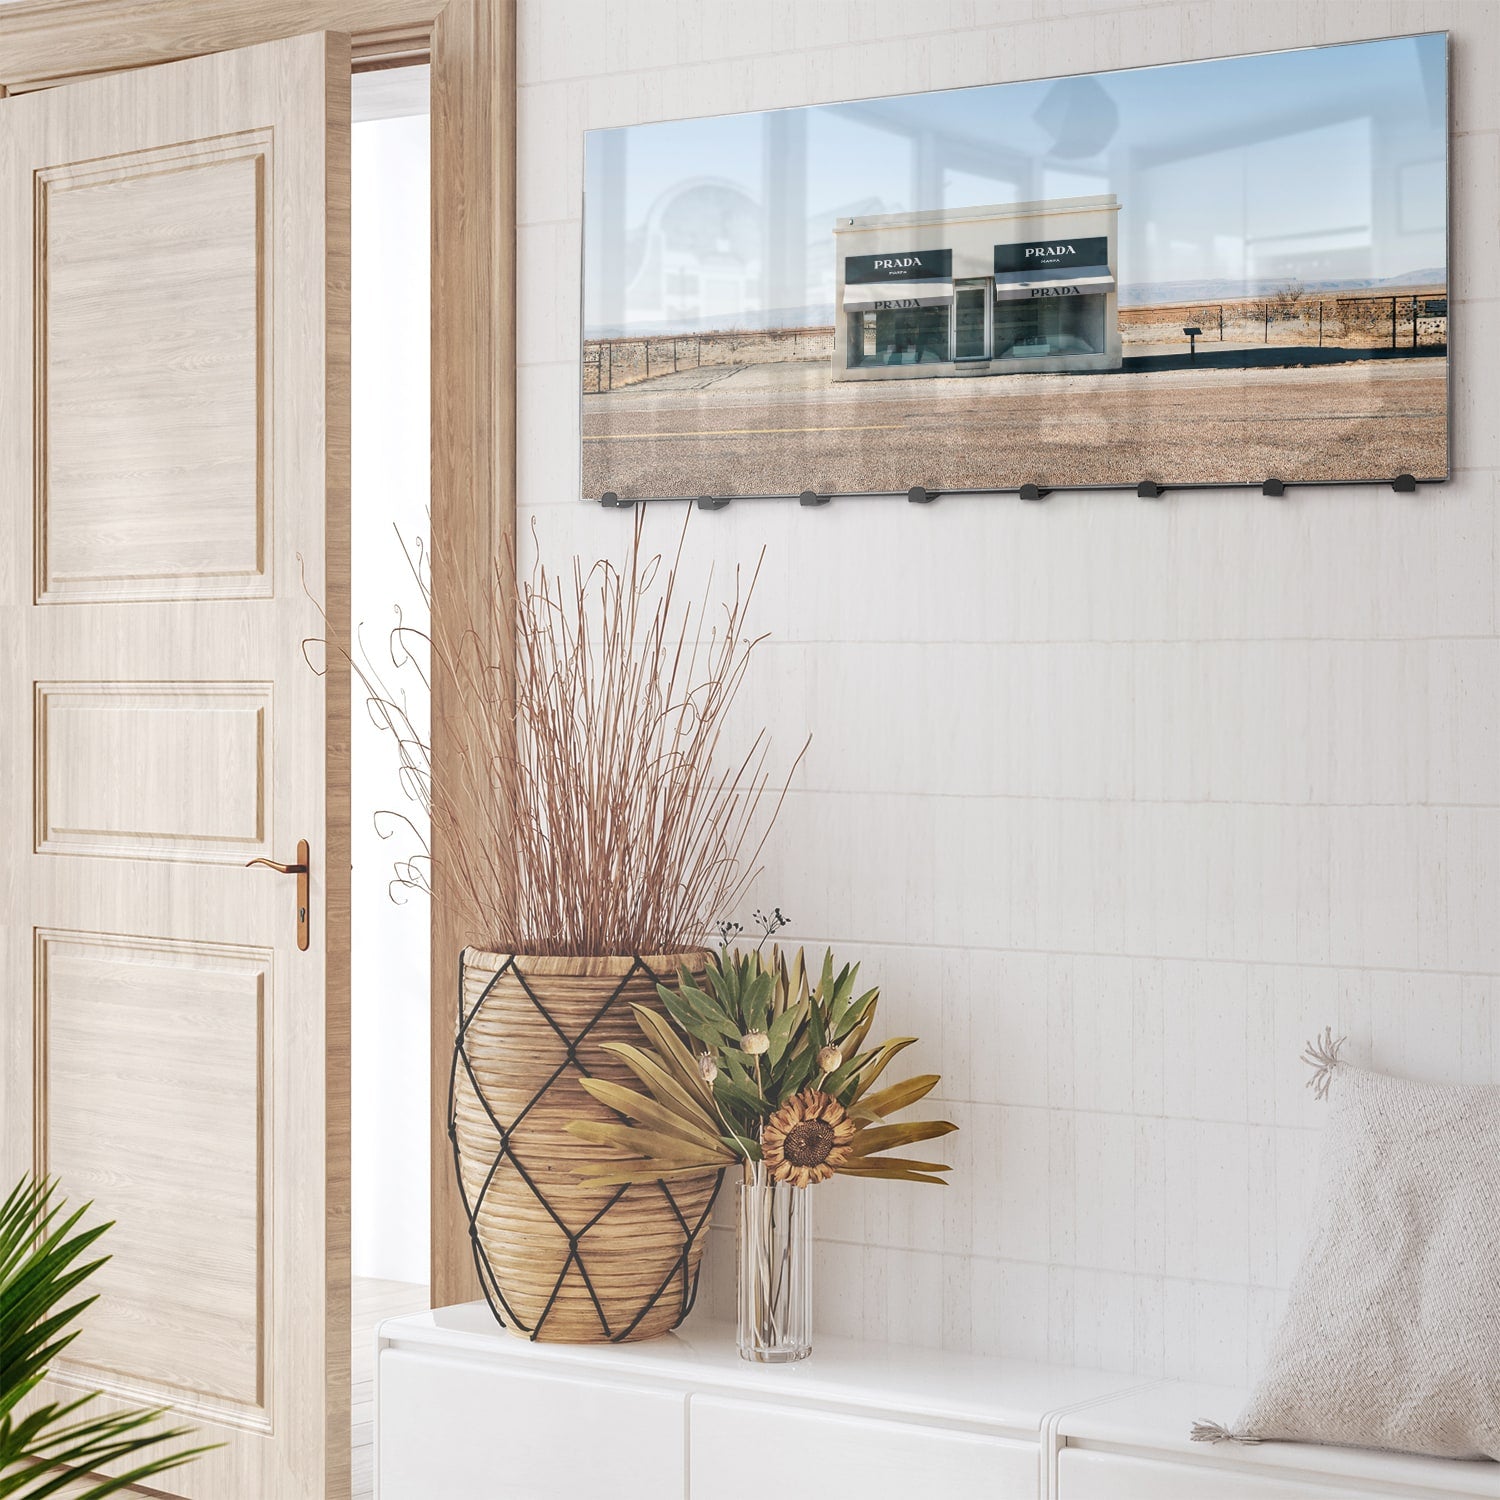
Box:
[583,423,905,441]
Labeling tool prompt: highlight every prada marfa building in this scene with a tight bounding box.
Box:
[832,194,1122,380]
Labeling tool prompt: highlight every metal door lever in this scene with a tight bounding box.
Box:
[246,839,311,951]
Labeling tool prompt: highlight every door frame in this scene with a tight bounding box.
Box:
[952,277,992,362]
[0,0,511,1310]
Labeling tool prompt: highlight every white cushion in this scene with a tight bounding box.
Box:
[1206,1057,1500,1461]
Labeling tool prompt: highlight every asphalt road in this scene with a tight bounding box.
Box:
[580,357,1448,497]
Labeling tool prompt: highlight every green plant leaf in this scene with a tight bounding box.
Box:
[657,986,736,1048]
[710,1072,765,1120]
[764,999,806,1068]
[0,1179,216,1497]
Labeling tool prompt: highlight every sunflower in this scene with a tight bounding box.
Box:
[761,1089,857,1187]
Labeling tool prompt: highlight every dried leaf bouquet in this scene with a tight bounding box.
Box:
[567,935,958,1189]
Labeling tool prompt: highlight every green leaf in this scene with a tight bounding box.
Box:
[0,1178,217,1496]
[834,987,880,1044]
[711,1072,765,1121]
[764,999,806,1068]
[657,986,736,1047]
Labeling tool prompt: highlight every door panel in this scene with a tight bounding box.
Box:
[1,32,350,1500]
[36,681,273,862]
[38,929,268,1418]
[36,132,270,603]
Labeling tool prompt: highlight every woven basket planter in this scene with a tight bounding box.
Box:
[449,948,724,1343]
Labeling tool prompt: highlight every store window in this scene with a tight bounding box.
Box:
[994,294,1106,359]
[846,305,951,366]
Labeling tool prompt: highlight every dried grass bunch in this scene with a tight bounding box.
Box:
[356,511,802,957]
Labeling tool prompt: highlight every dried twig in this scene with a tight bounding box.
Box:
[354,510,804,956]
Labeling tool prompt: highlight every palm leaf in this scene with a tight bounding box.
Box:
[627,1005,716,1110]
[849,1120,957,1158]
[847,1036,918,1099]
[834,1163,950,1185]
[0,1178,216,1498]
[576,1078,726,1153]
[565,1120,731,1170]
[596,1042,719,1129]
[570,1162,731,1188]
[852,1073,941,1122]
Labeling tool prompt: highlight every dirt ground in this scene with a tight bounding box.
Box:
[580,355,1448,497]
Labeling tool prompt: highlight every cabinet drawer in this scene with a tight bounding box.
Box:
[378,1348,686,1500]
[1058,1449,1385,1500]
[690,1394,1037,1499]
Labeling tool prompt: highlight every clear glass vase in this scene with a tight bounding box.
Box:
[736,1163,812,1363]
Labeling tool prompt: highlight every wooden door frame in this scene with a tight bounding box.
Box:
[0,0,510,1309]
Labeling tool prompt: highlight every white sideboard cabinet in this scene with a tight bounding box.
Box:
[375,1304,1132,1500]
[376,1305,1500,1500]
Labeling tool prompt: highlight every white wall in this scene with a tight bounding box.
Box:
[516,0,1500,1383]
[352,109,431,1286]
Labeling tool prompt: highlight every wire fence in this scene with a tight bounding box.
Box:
[584,294,1448,391]
[1119,293,1448,351]
[583,327,834,393]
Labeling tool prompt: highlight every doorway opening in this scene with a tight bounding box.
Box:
[953,277,991,360]
[350,61,433,1500]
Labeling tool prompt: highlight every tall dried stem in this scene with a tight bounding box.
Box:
[356,510,803,956]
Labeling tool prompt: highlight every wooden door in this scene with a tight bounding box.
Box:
[0,32,351,1500]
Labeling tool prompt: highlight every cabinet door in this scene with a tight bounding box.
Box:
[378,1350,686,1499]
[691,1395,1038,1499]
[1058,1449,1384,1500]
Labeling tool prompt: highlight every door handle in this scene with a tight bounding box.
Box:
[246,838,310,951]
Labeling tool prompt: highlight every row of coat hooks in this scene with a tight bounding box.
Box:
[599,475,1423,509]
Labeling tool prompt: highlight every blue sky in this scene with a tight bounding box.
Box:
[584,34,1447,335]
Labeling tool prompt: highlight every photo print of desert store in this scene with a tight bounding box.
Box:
[581,32,1447,498]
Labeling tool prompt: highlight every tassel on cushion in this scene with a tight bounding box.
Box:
[1301,1026,1346,1101]
[1190,1419,1260,1445]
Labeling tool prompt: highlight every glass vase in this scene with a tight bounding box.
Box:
[736,1163,812,1363]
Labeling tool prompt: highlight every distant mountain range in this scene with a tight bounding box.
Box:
[1116,270,1446,306]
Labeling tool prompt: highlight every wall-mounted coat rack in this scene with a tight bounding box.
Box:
[595,475,1433,509]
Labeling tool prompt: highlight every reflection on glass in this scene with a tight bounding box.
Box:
[994,295,1106,358]
[954,281,989,359]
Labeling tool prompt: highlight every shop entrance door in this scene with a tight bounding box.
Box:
[953,278,991,360]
